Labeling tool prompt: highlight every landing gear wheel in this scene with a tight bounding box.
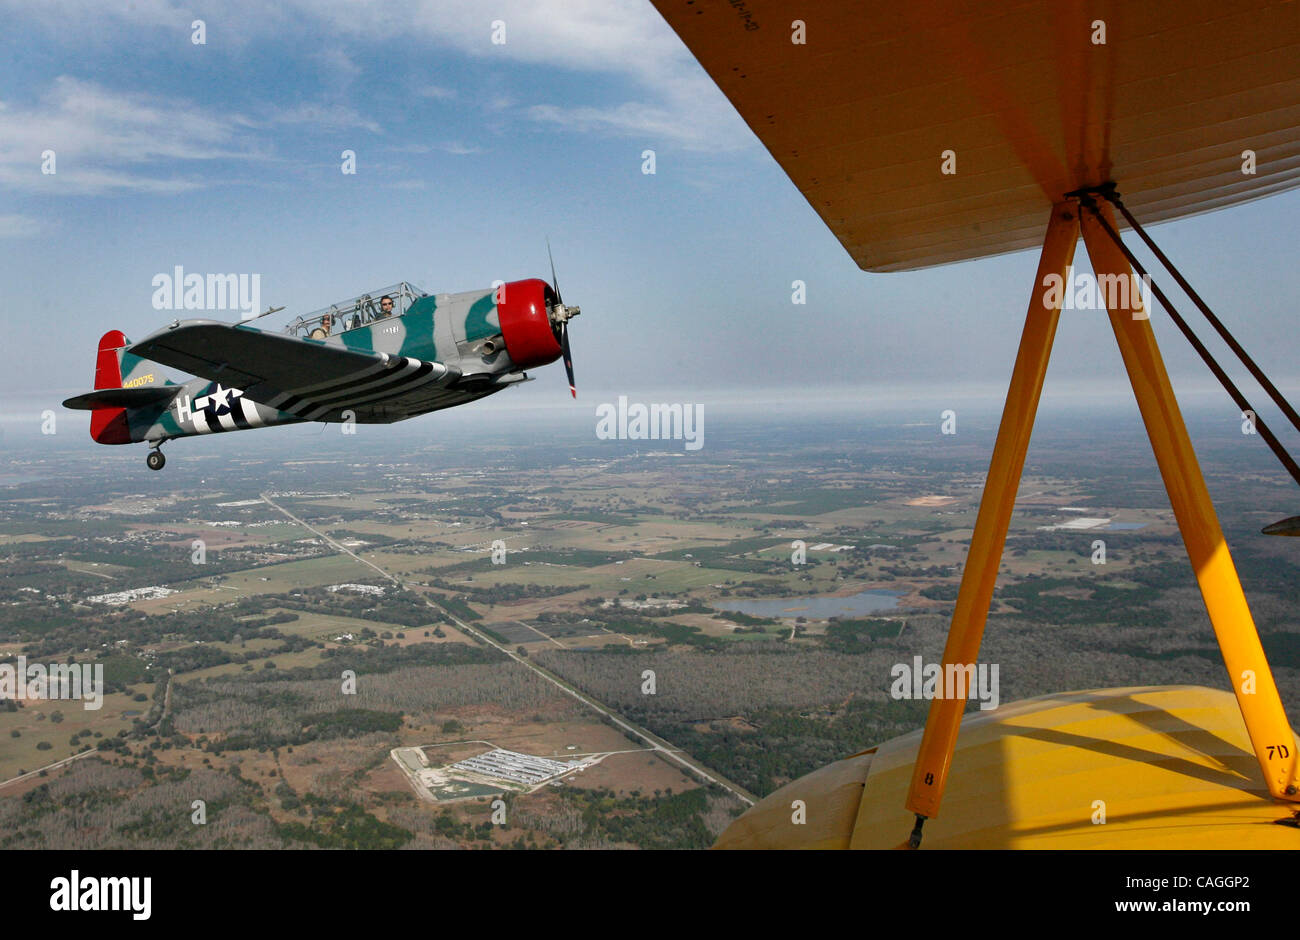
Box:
[146,450,166,471]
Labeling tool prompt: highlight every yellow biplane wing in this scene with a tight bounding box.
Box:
[653,0,1300,848]
[652,0,1300,270]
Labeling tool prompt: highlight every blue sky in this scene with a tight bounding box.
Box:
[1,0,1298,438]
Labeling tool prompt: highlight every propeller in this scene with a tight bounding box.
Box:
[546,238,579,399]
[547,237,561,305]
[560,320,576,399]
[1262,516,1300,536]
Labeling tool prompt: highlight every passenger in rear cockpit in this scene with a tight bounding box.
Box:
[310,312,333,339]
[378,294,395,318]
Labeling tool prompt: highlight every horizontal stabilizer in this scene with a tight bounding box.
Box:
[62,386,180,411]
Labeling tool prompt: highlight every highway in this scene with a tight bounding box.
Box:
[261,492,756,807]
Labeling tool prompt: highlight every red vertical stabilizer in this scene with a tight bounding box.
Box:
[90,330,132,444]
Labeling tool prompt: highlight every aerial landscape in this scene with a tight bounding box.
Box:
[3,401,1296,849]
[1,2,1299,910]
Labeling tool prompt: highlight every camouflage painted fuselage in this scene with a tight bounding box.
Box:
[113,283,539,445]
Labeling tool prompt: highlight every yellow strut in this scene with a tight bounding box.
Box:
[1080,200,1299,802]
[904,203,1080,821]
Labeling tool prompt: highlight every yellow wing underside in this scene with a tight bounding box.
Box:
[652,0,1300,271]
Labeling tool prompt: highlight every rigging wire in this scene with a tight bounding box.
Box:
[1070,188,1300,493]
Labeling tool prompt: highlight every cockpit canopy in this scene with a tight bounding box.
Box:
[286,281,428,339]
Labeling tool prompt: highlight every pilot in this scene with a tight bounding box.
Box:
[378,294,395,318]
[310,312,333,339]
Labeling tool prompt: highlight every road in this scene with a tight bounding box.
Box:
[261,493,398,585]
[263,492,756,807]
[0,748,98,791]
[428,599,755,806]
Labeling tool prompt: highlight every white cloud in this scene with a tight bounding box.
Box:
[0,214,51,238]
[385,140,483,156]
[0,76,256,194]
[528,96,734,153]
[310,47,364,94]
[3,0,754,153]
[332,0,753,151]
[0,0,185,32]
[0,76,392,195]
[435,141,482,156]
[263,102,382,134]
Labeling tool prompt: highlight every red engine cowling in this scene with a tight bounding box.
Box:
[497,278,562,369]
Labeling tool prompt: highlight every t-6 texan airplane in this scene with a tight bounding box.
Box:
[63,269,580,470]
[650,0,1300,847]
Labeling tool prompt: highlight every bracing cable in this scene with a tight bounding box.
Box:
[1070,188,1300,491]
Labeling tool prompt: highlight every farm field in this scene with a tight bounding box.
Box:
[2,407,1297,848]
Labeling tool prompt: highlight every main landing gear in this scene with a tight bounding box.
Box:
[146,446,166,471]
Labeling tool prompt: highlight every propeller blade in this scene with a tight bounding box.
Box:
[1262,515,1300,536]
[561,319,576,399]
[546,236,562,304]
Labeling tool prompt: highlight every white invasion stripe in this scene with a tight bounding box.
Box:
[357,374,476,415]
[241,398,266,428]
[217,408,240,431]
[341,363,447,403]
[292,359,426,416]
[302,358,423,405]
[284,353,393,395]
[300,367,443,421]
[302,373,439,421]
[268,362,399,410]
[268,354,394,406]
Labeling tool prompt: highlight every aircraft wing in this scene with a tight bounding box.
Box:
[651,0,1300,271]
[128,320,459,420]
